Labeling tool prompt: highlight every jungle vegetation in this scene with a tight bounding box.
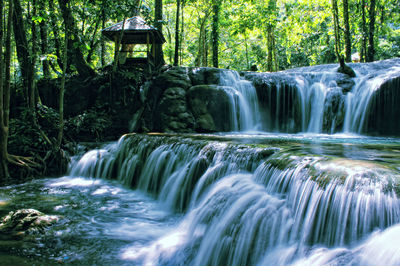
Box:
[0,0,399,181]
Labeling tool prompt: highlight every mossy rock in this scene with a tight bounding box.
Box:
[0,209,59,238]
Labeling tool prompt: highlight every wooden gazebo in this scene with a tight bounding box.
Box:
[102,16,165,70]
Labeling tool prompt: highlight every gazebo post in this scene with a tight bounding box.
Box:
[102,16,165,71]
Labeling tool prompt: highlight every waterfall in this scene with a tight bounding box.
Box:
[343,64,400,133]
[242,58,400,135]
[218,70,262,131]
[70,134,400,265]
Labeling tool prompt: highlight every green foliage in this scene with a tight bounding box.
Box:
[9,0,400,76]
[8,107,54,157]
[65,106,113,142]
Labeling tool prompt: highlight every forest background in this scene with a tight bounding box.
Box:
[0,0,399,181]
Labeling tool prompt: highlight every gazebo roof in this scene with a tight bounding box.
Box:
[102,16,166,44]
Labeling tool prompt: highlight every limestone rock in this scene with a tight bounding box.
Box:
[323,87,346,133]
[154,67,192,90]
[189,67,226,85]
[0,209,59,237]
[187,85,233,132]
[157,87,194,132]
[338,58,356,78]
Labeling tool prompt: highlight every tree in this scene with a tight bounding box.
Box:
[1,0,14,180]
[367,0,376,62]
[100,0,107,67]
[58,5,68,149]
[331,0,342,62]
[58,0,95,77]
[48,0,65,71]
[343,0,352,62]
[194,2,212,67]
[154,0,165,67]
[0,0,6,180]
[38,0,51,79]
[211,0,221,68]
[173,0,181,66]
[264,0,278,71]
[360,0,368,62]
[29,0,38,110]
[13,0,32,106]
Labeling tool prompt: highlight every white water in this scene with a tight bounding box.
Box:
[66,134,400,265]
[218,70,262,131]
[343,64,400,133]
[227,58,400,134]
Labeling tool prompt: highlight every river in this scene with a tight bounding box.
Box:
[1,132,400,265]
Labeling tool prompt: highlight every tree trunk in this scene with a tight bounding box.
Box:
[367,0,376,62]
[266,25,274,71]
[113,17,126,72]
[195,9,211,67]
[58,0,95,77]
[273,32,278,71]
[58,7,68,149]
[244,33,249,70]
[39,0,50,79]
[86,17,101,64]
[360,0,367,62]
[154,0,165,68]
[173,0,180,66]
[49,0,64,70]
[1,0,14,180]
[343,0,352,62]
[28,0,38,110]
[331,0,342,62]
[211,0,220,68]
[101,0,106,67]
[0,0,7,180]
[180,1,185,65]
[203,28,208,67]
[13,0,31,104]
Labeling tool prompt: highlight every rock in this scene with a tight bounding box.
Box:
[323,87,346,133]
[189,67,226,85]
[337,58,356,78]
[187,85,233,132]
[156,87,194,132]
[195,114,216,132]
[153,68,192,90]
[337,77,355,93]
[0,209,59,237]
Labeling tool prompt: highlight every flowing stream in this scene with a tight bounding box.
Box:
[1,133,400,265]
[240,58,400,134]
[1,59,400,265]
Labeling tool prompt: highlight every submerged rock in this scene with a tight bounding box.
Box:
[0,209,59,237]
[323,87,346,132]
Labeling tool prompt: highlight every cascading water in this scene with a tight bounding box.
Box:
[63,134,400,265]
[343,62,400,133]
[242,58,400,135]
[2,60,400,265]
[217,70,262,131]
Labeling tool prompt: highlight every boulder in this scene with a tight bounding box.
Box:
[323,87,346,133]
[156,87,194,132]
[336,75,355,93]
[0,209,59,237]
[337,58,356,78]
[153,68,192,90]
[187,85,233,132]
[189,67,226,85]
